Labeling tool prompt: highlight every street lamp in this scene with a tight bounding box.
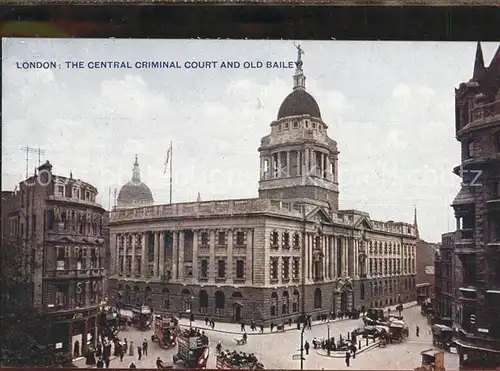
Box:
[187,295,195,328]
[327,324,330,356]
[299,321,306,371]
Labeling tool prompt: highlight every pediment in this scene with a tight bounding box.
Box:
[306,206,332,225]
[354,216,373,230]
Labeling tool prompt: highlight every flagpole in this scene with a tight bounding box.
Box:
[169,141,173,204]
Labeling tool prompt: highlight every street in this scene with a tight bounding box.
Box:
[76,304,459,369]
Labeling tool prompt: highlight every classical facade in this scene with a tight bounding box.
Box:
[438,42,500,369]
[116,155,154,210]
[108,49,417,323]
[1,161,107,359]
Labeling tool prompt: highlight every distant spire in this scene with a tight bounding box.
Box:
[414,206,420,239]
[70,170,73,179]
[472,41,486,81]
[197,192,201,202]
[292,43,306,90]
[132,154,141,183]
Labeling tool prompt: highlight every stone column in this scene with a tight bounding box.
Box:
[178,230,185,279]
[153,232,159,277]
[321,153,325,178]
[227,229,233,280]
[341,237,347,276]
[286,151,290,177]
[322,235,327,279]
[131,233,136,276]
[120,248,125,276]
[277,152,282,177]
[246,229,253,284]
[192,230,199,279]
[172,231,178,280]
[304,149,309,175]
[159,231,165,277]
[260,157,264,179]
[110,233,117,276]
[141,232,147,278]
[209,230,216,283]
[354,239,359,278]
[297,150,301,176]
[85,281,90,306]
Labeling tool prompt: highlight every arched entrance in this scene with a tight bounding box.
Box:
[282,291,289,315]
[270,292,278,317]
[199,290,208,313]
[333,277,354,313]
[73,340,80,358]
[232,292,243,321]
[215,291,225,315]
[314,288,322,309]
[181,289,191,312]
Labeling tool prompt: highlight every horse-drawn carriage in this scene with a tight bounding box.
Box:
[388,321,409,343]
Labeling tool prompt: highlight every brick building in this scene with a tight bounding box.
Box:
[108,50,418,323]
[437,42,500,369]
[1,161,107,359]
[415,239,438,304]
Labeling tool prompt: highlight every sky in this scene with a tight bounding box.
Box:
[2,39,499,242]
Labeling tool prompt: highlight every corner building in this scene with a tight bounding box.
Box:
[439,43,500,369]
[108,53,417,323]
[1,161,106,359]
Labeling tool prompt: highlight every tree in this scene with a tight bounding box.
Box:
[0,238,73,367]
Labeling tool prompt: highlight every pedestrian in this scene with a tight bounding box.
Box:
[345,351,351,367]
[137,345,142,361]
[205,316,209,326]
[105,357,111,368]
[270,322,275,332]
[304,341,310,355]
[241,322,245,332]
[416,326,420,337]
[143,339,148,356]
[129,362,137,368]
[351,344,357,359]
[260,324,264,333]
[97,358,104,368]
[119,349,124,362]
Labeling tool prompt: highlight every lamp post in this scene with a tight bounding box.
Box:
[300,321,306,371]
[327,324,331,356]
[186,295,194,328]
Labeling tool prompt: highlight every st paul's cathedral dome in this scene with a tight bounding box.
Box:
[116,155,154,209]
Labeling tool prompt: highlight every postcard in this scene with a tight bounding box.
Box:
[2,39,499,369]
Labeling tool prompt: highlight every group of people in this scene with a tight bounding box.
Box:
[217,349,264,369]
[203,316,217,329]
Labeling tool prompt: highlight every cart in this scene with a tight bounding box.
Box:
[431,324,453,351]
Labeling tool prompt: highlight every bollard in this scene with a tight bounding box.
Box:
[373,336,376,343]
[366,338,368,346]
[359,340,361,349]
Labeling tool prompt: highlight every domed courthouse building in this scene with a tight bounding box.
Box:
[108,51,418,323]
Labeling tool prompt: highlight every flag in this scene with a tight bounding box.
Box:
[163,144,172,175]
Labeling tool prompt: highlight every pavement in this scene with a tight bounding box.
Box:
[74,301,447,370]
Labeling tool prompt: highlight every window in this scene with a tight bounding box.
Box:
[201,260,208,278]
[236,231,245,246]
[217,260,226,278]
[271,231,279,247]
[466,140,475,158]
[201,232,209,247]
[56,247,65,270]
[236,260,244,279]
[217,231,226,246]
[293,122,298,128]
[292,258,300,279]
[293,233,300,248]
[270,258,279,280]
[284,123,289,129]
[57,185,64,196]
[282,257,290,280]
[282,232,290,248]
[495,131,500,152]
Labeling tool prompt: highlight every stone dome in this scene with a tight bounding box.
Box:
[117,155,154,209]
[277,89,322,119]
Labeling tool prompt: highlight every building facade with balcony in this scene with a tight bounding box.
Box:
[107,50,417,323]
[1,161,107,359]
[444,42,500,369]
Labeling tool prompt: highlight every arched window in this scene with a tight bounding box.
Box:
[292,290,300,312]
[282,291,289,314]
[162,288,170,309]
[314,288,322,309]
[181,289,191,312]
[215,291,225,314]
[270,292,278,316]
[360,282,365,300]
[199,290,208,313]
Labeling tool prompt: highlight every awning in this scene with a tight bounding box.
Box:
[432,324,452,331]
[233,301,244,307]
[455,339,500,354]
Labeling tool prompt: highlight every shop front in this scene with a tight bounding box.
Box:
[45,307,100,359]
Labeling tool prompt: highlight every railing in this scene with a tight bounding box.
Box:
[471,100,500,123]
[47,194,103,208]
[46,268,105,278]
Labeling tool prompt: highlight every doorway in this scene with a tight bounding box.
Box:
[234,305,242,322]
